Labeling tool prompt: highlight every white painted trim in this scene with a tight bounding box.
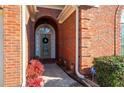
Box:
[22,5,26,87]
[27,6,36,22]
[25,6,30,25]
[94,5,100,7]
[57,5,76,23]
[36,5,64,10]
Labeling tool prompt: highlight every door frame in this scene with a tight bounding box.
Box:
[35,24,56,59]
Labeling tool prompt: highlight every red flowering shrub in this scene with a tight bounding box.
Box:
[26,59,45,87]
[26,77,45,87]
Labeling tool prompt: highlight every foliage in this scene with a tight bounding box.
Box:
[94,56,124,87]
[26,59,45,87]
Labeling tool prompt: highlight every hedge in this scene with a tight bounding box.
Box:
[94,56,124,87]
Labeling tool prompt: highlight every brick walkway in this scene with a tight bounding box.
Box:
[43,63,83,87]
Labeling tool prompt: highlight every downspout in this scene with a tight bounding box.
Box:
[75,6,99,87]
[75,6,85,80]
[114,5,119,56]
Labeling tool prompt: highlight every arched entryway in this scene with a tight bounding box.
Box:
[35,24,56,59]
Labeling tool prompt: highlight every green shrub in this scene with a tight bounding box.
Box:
[94,56,124,87]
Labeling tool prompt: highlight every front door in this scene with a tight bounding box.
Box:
[35,24,56,59]
[41,34,51,59]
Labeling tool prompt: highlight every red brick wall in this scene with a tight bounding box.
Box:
[36,7,61,20]
[27,19,35,60]
[58,11,76,71]
[0,5,22,86]
[28,6,124,77]
[28,7,61,59]
[79,5,124,75]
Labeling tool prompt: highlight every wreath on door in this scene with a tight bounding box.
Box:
[42,37,49,44]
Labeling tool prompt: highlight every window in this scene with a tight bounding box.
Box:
[39,26,51,34]
[120,10,124,55]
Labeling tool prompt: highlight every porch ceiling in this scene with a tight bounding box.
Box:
[36,5,65,10]
[27,5,77,23]
[36,5,76,24]
[27,5,76,23]
[27,5,99,23]
[57,5,76,23]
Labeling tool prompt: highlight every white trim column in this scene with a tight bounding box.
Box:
[57,5,76,23]
[22,5,26,87]
[27,5,36,22]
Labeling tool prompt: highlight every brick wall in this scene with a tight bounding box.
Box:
[58,11,76,71]
[28,6,124,77]
[0,5,22,86]
[79,5,124,75]
[2,5,123,86]
[27,19,34,60]
[28,7,61,59]
[32,7,76,71]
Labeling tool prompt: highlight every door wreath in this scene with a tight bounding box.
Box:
[42,37,49,44]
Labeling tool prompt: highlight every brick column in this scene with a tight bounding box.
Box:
[79,6,95,75]
[1,5,22,87]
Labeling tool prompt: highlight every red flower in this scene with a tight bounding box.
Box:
[26,77,45,87]
[26,59,45,87]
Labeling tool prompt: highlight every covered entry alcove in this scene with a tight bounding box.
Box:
[34,16,58,60]
[26,5,76,68]
[35,24,56,59]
